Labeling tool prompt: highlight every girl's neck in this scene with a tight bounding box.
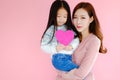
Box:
[57,25,65,30]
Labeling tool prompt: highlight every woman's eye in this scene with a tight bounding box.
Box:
[81,17,86,19]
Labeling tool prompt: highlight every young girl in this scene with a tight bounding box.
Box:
[57,2,107,80]
[41,0,79,72]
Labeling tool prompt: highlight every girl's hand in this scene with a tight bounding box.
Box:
[56,44,65,52]
[64,45,73,51]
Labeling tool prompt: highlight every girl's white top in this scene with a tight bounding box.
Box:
[41,25,79,55]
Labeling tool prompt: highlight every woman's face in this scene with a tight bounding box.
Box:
[56,8,68,26]
[72,8,93,33]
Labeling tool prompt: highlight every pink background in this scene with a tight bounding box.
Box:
[0,0,120,80]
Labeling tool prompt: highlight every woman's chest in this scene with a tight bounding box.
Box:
[73,42,88,65]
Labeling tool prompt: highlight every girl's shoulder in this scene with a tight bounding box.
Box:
[49,25,54,29]
[46,25,55,31]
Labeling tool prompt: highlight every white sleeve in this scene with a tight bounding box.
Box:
[41,43,57,55]
[40,26,57,54]
[70,37,80,51]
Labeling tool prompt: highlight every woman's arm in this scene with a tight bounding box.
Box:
[61,37,100,80]
[73,38,100,80]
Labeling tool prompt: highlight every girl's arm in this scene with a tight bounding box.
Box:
[40,26,57,54]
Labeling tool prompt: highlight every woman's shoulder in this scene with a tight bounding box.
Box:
[85,33,101,50]
[89,33,100,44]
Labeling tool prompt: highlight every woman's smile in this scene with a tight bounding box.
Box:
[77,26,82,29]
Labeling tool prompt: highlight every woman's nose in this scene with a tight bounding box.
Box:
[77,18,81,24]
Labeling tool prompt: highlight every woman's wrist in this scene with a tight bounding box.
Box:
[73,68,80,78]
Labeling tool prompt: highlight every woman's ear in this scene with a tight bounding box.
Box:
[90,16,94,23]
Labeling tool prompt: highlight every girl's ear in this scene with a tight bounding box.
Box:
[90,16,94,23]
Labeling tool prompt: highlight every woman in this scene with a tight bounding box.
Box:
[57,2,107,80]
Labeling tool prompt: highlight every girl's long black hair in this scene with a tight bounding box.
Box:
[41,0,77,43]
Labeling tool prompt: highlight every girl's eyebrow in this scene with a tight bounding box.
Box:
[64,14,67,16]
[57,14,67,16]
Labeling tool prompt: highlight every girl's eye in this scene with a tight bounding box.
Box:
[64,16,67,18]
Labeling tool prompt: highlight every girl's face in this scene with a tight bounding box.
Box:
[56,8,68,26]
[73,8,93,34]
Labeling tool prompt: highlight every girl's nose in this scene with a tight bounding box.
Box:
[60,17,64,21]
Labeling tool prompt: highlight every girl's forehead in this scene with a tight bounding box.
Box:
[57,8,67,14]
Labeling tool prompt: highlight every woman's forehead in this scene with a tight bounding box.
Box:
[74,8,88,16]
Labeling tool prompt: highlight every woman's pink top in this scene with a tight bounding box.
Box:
[58,33,100,80]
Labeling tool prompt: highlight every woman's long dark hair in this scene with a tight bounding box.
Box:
[72,2,107,53]
[41,0,77,43]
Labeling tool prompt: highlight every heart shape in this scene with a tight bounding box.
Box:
[55,30,74,46]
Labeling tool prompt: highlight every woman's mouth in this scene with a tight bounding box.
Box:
[77,26,81,28]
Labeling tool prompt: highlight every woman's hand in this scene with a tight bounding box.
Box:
[62,69,80,80]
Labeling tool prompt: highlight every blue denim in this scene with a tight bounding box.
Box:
[52,53,79,72]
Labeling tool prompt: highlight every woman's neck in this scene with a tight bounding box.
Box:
[81,31,90,40]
